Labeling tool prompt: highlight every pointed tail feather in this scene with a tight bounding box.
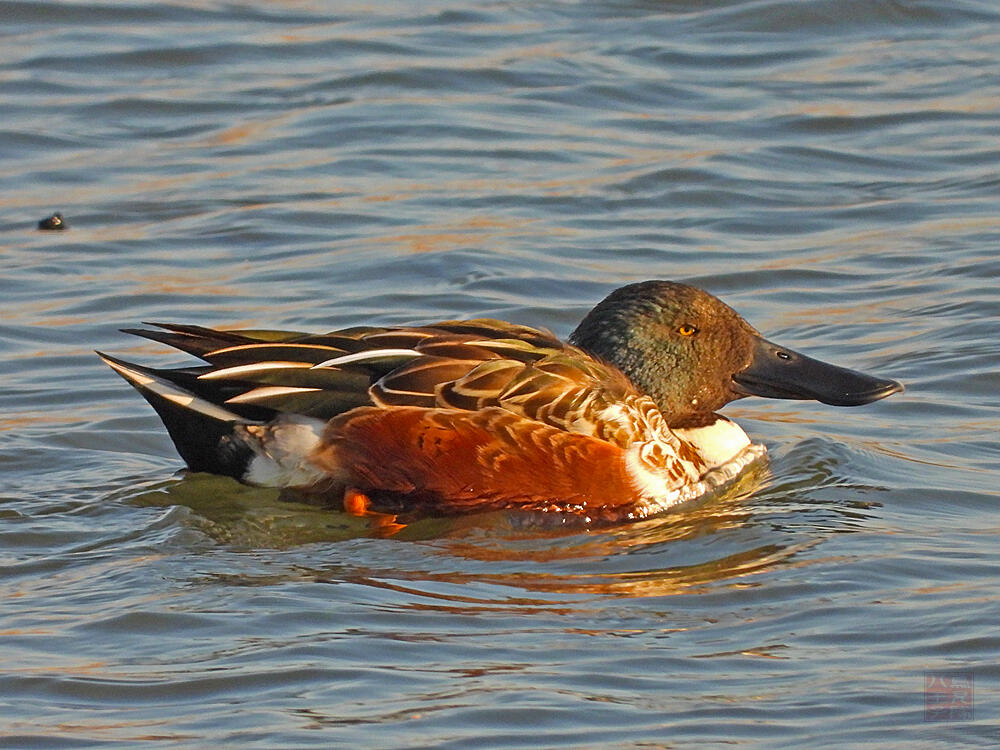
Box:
[98,352,258,478]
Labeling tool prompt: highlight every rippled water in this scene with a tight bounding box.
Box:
[3,1,999,747]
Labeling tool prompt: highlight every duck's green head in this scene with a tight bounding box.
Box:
[569,280,902,427]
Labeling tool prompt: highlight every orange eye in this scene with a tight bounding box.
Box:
[678,324,697,337]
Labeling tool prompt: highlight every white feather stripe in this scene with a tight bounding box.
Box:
[198,361,312,379]
[375,385,438,398]
[225,386,322,404]
[312,348,421,369]
[207,342,338,356]
[100,355,245,423]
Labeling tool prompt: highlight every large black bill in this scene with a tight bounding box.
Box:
[732,337,903,406]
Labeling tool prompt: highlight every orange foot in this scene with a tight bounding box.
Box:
[343,487,406,537]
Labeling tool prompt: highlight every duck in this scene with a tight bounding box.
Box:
[98,280,902,524]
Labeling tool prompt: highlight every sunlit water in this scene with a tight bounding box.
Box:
[2,1,999,747]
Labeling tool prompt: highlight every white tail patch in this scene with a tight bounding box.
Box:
[238,415,329,488]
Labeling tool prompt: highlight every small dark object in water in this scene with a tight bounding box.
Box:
[38,213,67,230]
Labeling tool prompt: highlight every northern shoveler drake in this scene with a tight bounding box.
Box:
[99,281,902,524]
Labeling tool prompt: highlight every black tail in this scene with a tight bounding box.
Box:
[98,352,258,479]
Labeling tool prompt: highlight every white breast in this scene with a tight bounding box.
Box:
[673,417,752,469]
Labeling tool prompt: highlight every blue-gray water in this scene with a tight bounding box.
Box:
[2,1,999,747]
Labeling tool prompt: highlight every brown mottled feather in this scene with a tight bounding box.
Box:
[371,358,481,407]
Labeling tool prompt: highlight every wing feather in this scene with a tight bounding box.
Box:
[201,361,374,391]
[203,342,349,366]
[226,386,372,418]
[114,320,643,440]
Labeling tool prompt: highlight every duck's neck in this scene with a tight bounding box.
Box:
[570,333,719,427]
[669,410,730,429]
